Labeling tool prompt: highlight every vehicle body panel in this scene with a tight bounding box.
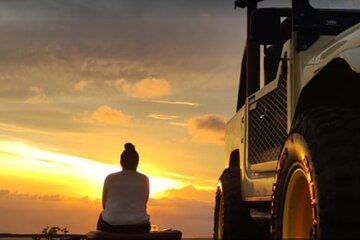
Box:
[299,23,360,91]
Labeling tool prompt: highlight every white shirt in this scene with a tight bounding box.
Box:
[101,170,150,225]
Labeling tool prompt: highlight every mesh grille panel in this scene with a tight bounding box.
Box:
[248,77,287,164]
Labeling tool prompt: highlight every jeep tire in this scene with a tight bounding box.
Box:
[271,107,360,238]
[214,167,254,239]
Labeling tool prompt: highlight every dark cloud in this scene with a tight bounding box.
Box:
[4,0,352,103]
[0,189,10,197]
[188,114,226,145]
[192,115,226,132]
[0,189,100,234]
[0,0,241,58]
[0,0,242,138]
[34,194,62,201]
[0,0,245,97]
[0,190,61,202]
[151,184,214,203]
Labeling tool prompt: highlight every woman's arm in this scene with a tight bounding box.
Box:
[102,177,108,210]
[145,176,150,202]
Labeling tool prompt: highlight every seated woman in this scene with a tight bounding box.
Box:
[97,143,151,234]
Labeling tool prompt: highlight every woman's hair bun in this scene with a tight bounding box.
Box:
[124,142,135,151]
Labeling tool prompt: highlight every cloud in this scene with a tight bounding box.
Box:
[169,122,187,127]
[0,190,101,234]
[0,189,10,197]
[155,184,214,203]
[147,100,200,107]
[108,77,171,99]
[187,114,226,145]
[74,80,94,92]
[25,86,51,104]
[148,114,180,120]
[82,105,129,125]
[0,122,47,134]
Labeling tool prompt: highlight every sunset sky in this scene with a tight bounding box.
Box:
[0,0,357,237]
[0,0,246,236]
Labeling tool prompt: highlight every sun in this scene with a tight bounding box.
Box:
[148,176,183,198]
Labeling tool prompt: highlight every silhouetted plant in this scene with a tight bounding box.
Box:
[33,226,69,240]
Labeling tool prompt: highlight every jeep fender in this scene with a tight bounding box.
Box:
[312,23,360,75]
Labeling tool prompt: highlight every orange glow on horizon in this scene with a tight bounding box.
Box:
[0,140,185,199]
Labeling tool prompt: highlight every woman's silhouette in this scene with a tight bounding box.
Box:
[97,143,151,233]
